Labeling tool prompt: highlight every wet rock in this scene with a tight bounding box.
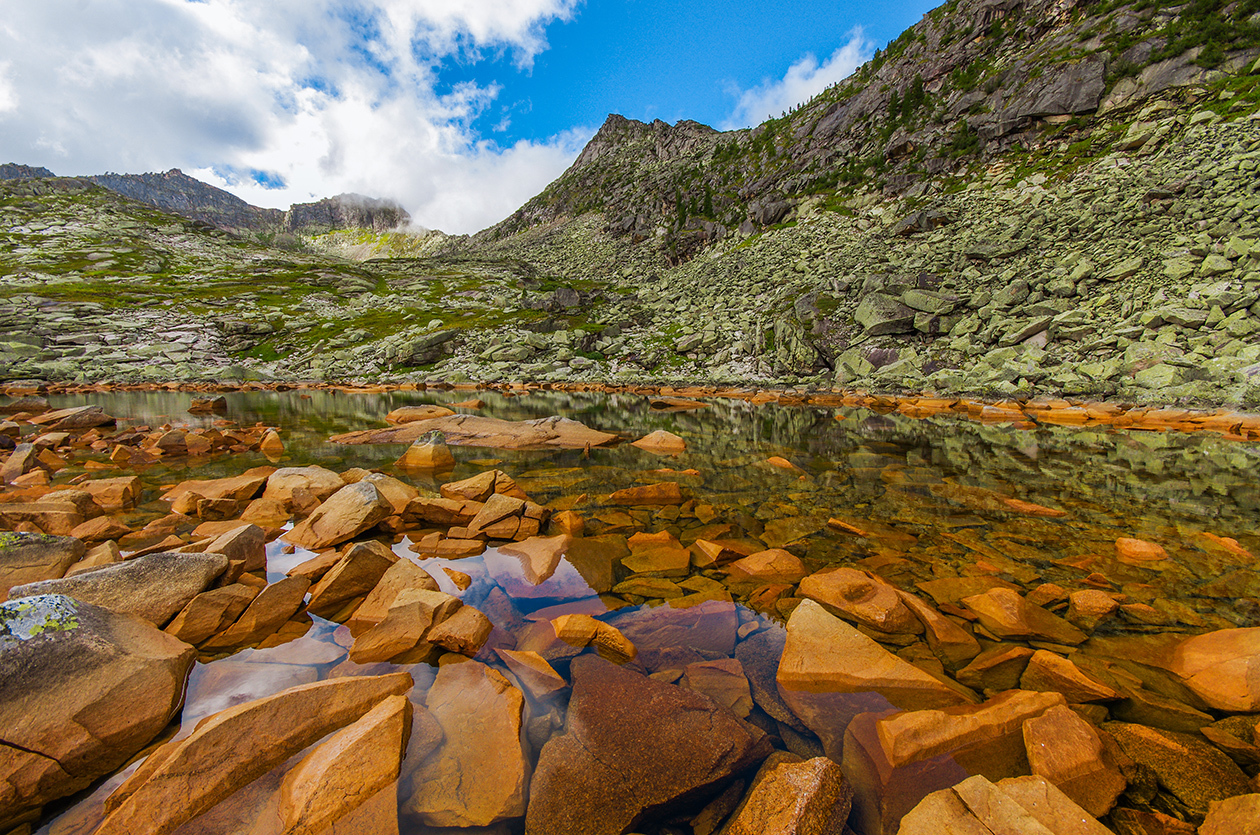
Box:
[682,657,753,717]
[1104,722,1252,817]
[200,523,266,572]
[0,595,195,831]
[403,656,529,827]
[1066,590,1120,632]
[0,532,84,597]
[776,600,971,759]
[164,583,259,645]
[622,530,691,576]
[843,689,1064,835]
[497,534,570,583]
[496,648,568,701]
[397,430,456,470]
[725,548,807,587]
[350,587,461,664]
[721,755,851,835]
[278,694,412,834]
[201,575,311,650]
[1022,704,1126,818]
[346,558,440,634]
[609,481,685,505]
[800,567,924,635]
[97,672,413,835]
[306,540,399,620]
[427,605,494,656]
[896,590,981,670]
[1109,808,1198,835]
[284,482,393,551]
[385,404,456,424]
[552,613,637,664]
[335,413,619,449]
[961,588,1088,645]
[899,775,1100,835]
[525,655,771,835]
[957,646,1036,692]
[1199,794,1260,835]
[163,467,274,504]
[735,625,809,731]
[188,395,227,414]
[262,465,346,510]
[28,404,115,431]
[1168,628,1260,712]
[631,429,687,454]
[9,551,228,627]
[79,476,143,511]
[1019,650,1120,703]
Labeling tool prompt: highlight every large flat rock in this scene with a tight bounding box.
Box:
[525,655,771,835]
[331,414,620,450]
[0,594,195,830]
[9,551,228,627]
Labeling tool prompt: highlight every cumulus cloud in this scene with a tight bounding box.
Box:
[0,0,587,233]
[722,30,874,130]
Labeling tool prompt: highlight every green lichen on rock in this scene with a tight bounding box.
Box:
[0,595,82,650]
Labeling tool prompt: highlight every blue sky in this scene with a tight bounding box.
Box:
[0,0,938,233]
[440,0,939,142]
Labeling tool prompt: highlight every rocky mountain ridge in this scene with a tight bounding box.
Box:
[1,0,1259,409]
[0,166,410,237]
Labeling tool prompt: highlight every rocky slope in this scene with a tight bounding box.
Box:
[1,0,1259,408]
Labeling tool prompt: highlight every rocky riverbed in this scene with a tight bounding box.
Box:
[2,384,1260,834]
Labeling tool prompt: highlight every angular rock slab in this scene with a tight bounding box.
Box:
[403,656,530,827]
[0,531,84,597]
[1168,627,1260,712]
[843,689,1064,835]
[722,755,852,835]
[96,672,414,835]
[0,595,195,830]
[284,482,393,551]
[9,551,228,627]
[1022,704,1126,818]
[278,694,412,834]
[898,774,1112,835]
[525,655,771,835]
[776,600,972,759]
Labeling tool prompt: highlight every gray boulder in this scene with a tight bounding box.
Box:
[0,594,195,829]
[8,552,228,627]
[855,294,917,335]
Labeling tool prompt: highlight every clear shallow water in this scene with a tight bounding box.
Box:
[19,388,1260,833]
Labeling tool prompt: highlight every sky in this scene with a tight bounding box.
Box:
[0,0,938,234]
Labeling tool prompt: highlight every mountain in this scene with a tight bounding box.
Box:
[0,165,410,236]
[85,170,285,233]
[487,0,1260,261]
[1,0,1259,407]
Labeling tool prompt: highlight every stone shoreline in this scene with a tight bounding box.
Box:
[7,379,1260,443]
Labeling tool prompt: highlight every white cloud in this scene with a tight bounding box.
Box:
[722,30,874,130]
[0,62,16,114]
[0,0,585,233]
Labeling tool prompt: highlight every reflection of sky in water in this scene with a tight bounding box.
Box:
[22,389,1260,834]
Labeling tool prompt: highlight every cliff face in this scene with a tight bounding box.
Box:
[483,0,1260,261]
[0,164,56,180]
[283,194,410,235]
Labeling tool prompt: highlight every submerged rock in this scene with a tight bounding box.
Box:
[1168,627,1260,712]
[0,595,195,830]
[97,672,413,835]
[776,599,971,758]
[277,694,412,834]
[403,656,530,827]
[525,655,771,835]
